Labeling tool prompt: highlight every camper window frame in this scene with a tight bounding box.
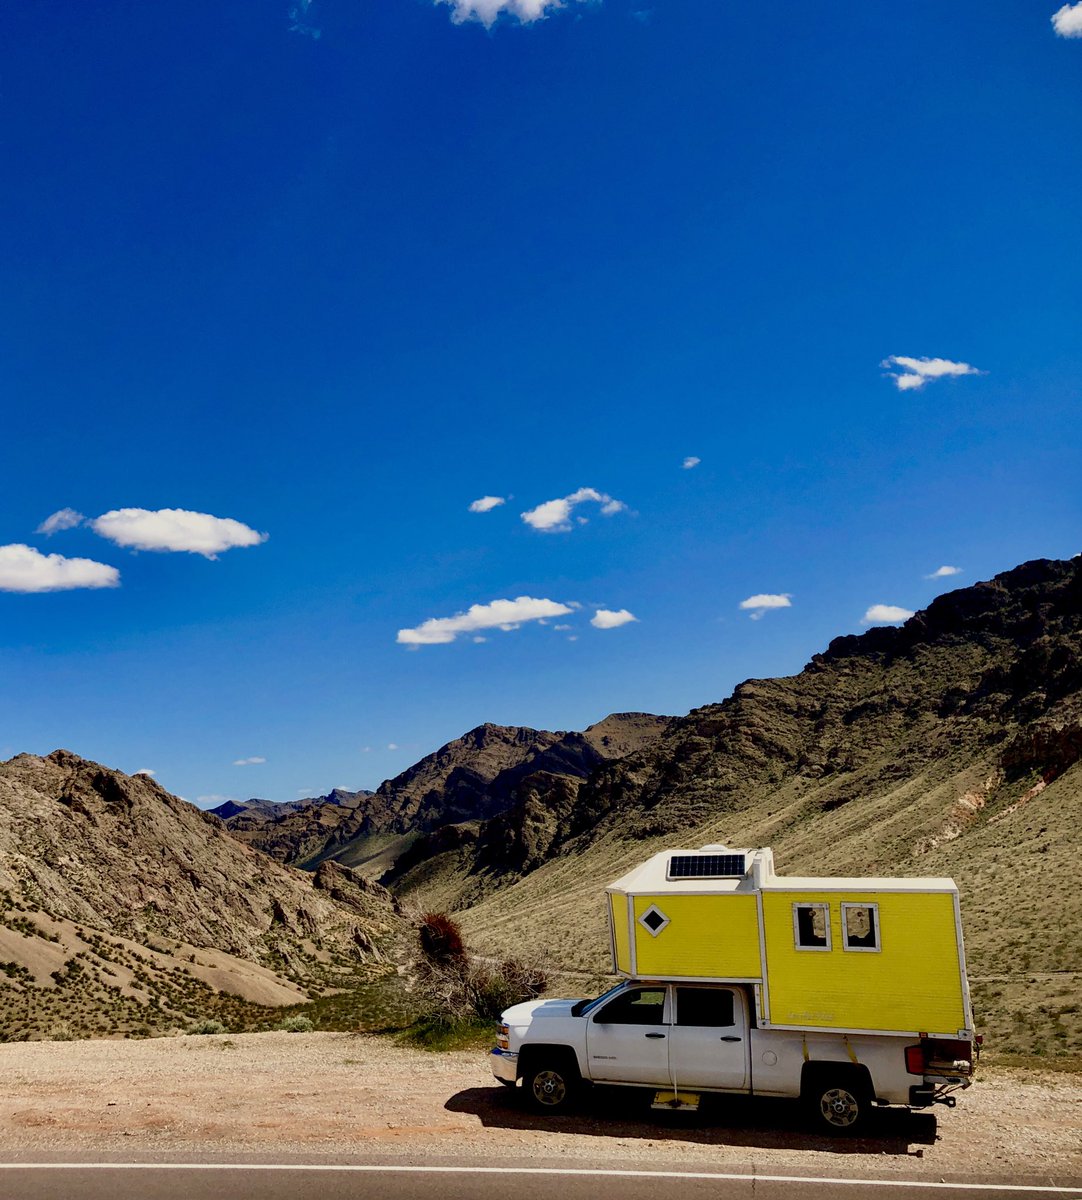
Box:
[841,901,881,953]
[792,902,832,951]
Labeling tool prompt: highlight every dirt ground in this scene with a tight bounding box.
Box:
[0,1033,1079,1179]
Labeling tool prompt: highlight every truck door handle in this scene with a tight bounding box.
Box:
[720,1036,742,1042]
[645,1033,666,1039]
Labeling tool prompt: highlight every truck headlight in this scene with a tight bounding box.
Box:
[496,1022,510,1050]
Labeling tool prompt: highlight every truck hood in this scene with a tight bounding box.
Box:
[502,997,580,1024]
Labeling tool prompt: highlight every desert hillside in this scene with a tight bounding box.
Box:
[0,752,406,1039]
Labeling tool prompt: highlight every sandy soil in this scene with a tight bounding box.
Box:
[0,1033,1079,1179]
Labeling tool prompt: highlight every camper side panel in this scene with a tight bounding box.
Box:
[761,889,967,1035]
[609,891,632,974]
[632,893,761,980]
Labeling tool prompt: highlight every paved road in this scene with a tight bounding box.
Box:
[1,1162,1080,1200]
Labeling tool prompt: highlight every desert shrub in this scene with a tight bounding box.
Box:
[46,1021,76,1042]
[277,1015,315,1033]
[418,912,466,966]
[188,1018,226,1035]
[414,913,547,1035]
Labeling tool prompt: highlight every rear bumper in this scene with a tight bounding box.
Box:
[490,1048,517,1083]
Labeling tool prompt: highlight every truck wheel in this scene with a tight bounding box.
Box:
[522,1057,580,1113]
[806,1076,872,1135]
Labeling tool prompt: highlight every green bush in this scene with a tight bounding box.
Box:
[188,1019,227,1035]
[277,1015,315,1033]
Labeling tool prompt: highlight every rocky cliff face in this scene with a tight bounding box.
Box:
[0,752,406,1038]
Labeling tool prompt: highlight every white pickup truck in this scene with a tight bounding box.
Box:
[490,980,975,1133]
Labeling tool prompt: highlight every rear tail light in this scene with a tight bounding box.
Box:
[905,1045,925,1074]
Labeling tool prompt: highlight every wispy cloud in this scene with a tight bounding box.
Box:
[925,565,962,579]
[397,595,573,646]
[682,456,701,470]
[521,487,627,533]
[387,742,400,751]
[436,0,574,28]
[881,356,982,391]
[739,593,792,621]
[590,608,637,630]
[468,495,506,513]
[288,0,321,38]
[0,544,120,593]
[196,794,238,808]
[233,756,267,766]
[1052,3,1082,36]
[37,508,86,536]
[133,768,156,777]
[90,508,268,559]
[863,603,915,625]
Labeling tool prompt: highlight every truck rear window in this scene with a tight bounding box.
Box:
[675,988,735,1027]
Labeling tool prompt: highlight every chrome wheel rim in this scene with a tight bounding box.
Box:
[532,1070,567,1107]
[820,1087,859,1128]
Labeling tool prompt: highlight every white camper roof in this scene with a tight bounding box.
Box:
[607,847,957,895]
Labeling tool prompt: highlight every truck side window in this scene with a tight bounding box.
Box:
[842,903,880,951]
[675,988,734,1027]
[793,902,831,950]
[594,987,666,1024]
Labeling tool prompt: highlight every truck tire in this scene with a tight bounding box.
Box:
[804,1070,873,1135]
[521,1053,581,1114]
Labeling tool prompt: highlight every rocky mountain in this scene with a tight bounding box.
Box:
[395,558,1081,1059]
[211,788,374,866]
[218,714,671,873]
[0,752,405,1039]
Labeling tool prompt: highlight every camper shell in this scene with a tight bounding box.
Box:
[607,846,974,1040]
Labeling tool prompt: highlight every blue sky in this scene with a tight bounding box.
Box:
[1,0,1080,806]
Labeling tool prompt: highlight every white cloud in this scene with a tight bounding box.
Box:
[436,0,570,28]
[926,565,962,579]
[232,756,266,766]
[521,487,627,533]
[863,604,915,625]
[0,544,120,593]
[397,595,573,646]
[133,768,156,777]
[1052,3,1082,35]
[553,623,573,631]
[881,356,982,391]
[472,636,488,643]
[387,743,399,751]
[37,508,86,536]
[682,456,701,470]
[739,593,792,620]
[590,608,637,630]
[468,495,506,513]
[90,508,267,558]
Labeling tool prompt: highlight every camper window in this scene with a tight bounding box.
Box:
[793,903,831,950]
[842,902,880,951]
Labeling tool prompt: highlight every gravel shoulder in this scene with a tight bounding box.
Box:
[0,1033,1079,1179]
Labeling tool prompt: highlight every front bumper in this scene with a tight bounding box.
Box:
[490,1048,517,1083]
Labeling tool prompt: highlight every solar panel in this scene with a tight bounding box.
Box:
[667,853,747,880]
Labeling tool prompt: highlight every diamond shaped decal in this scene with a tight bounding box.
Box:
[638,905,670,937]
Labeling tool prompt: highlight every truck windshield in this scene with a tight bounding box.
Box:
[575,983,630,1017]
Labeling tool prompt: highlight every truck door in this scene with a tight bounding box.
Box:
[586,985,671,1085]
[668,986,748,1091]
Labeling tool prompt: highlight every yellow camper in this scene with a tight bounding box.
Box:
[607,845,974,1040]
